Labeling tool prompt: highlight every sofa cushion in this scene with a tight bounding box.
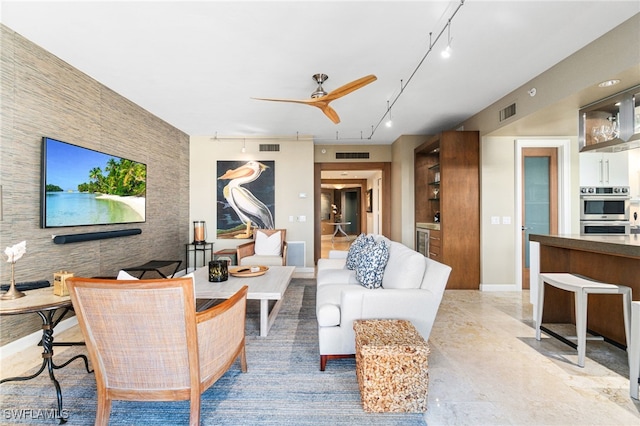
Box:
[317,257,347,273]
[355,239,389,289]
[317,267,358,287]
[382,242,426,289]
[346,233,374,270]
[239,254,283,266]
[254,230,281,255]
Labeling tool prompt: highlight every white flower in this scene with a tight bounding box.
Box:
[4,241,26,263]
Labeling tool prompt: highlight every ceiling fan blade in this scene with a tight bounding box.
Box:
[254,97,341,123]
[317,103,341,124]
[252,74,374,124]
[251,97,314,105]
[322,75,377,102]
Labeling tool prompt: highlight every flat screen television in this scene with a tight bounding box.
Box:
[41,137,146,228]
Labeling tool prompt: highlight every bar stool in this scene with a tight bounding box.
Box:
[631,301,640,400]
[535,273,631,368]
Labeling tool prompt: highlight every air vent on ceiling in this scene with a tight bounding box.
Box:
[499,103,517,122]
[335,152,370,159]
[259,144,280,152]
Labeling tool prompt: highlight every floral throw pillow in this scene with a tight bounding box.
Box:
[346,233,373,270]
[355,239,390,289]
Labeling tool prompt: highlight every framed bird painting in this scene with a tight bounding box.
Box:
[216,160,275,239]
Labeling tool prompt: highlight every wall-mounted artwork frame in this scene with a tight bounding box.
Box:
[216,160,275,238]
[366,188,373,213]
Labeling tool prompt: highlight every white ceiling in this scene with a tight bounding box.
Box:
[1,1,639,145]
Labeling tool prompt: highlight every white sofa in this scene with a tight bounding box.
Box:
[316,235,452,370]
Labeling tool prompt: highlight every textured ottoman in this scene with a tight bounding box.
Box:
[353,319,429,412]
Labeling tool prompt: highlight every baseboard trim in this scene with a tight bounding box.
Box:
[293,267,315,279]
[480,283,520,292]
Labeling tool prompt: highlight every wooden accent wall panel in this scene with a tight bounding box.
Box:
[0,25,190,345]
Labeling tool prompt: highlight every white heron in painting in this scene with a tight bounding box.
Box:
[218,161,274,229]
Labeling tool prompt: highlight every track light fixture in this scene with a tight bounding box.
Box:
[385,100,393,128]
[315,0,466,143]
[441,19,452,58]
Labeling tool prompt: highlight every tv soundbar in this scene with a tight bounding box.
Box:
[52,228,142,244]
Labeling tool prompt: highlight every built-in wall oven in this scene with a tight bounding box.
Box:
[579,186,630,235]
[580,221,630,235]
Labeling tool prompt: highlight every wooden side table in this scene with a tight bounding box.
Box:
[213,248,238,266]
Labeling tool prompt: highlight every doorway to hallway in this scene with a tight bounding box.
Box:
[314,162,391,263]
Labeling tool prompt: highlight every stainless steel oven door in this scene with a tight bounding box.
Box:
[580,221,630,235]
[579,196,630,221]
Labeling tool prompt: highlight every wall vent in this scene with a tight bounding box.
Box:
[259,144,280,152]
[335,152,370,159]
[499,103,517,122]
[286,241,305,267]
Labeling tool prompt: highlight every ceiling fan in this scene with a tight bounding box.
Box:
[252,73,377,124]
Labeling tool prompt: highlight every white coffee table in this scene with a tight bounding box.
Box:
[193,265,295,337]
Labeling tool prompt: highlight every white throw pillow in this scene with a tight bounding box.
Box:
[117,270,139,280]
[254,230,282,256]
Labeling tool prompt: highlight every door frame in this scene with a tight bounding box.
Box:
[314,162,391,264]
[514,139,572,292]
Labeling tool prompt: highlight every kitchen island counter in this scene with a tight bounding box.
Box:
[530,233,640,258]
[529,233,639,347]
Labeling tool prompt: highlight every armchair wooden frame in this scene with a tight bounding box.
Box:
[236,228,288,266]
[66,277,248,426]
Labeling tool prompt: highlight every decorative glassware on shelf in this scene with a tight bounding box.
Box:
[433,188,439,199]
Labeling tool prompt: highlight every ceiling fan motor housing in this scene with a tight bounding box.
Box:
[311,73,328,98]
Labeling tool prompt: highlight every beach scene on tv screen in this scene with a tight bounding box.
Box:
[44,138,146,227]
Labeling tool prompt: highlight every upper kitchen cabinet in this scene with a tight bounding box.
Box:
[579,84,640,153]
[579,151,629,186]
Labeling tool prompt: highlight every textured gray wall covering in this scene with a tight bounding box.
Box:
[0,25,190,345]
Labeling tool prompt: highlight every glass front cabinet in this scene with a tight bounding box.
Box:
[579,84,640,152]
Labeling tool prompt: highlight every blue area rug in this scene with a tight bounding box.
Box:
[0,279,426,425]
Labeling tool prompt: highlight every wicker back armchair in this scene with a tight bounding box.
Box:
[66,277,248,426]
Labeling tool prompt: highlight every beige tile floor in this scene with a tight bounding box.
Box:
[426,290,640,425]
[3,256,639,425]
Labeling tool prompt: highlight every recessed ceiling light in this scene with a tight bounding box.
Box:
[598,79,621,88]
